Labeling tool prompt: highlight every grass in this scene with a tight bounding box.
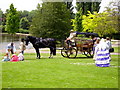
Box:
[1,46,119,88]
[1,50,119,88]
[113,47,120,53]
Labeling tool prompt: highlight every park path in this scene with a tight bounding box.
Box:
[0,40,120,55]
[0,48,120,55]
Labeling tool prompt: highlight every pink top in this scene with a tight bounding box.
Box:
[10,54,19,62]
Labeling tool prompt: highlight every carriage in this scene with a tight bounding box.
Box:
[61,32,99,58]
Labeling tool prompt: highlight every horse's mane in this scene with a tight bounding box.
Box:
[27,36,36,39]
[27,36,55,41]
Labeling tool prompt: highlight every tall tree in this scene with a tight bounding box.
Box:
[76,2,100,15]
[72,7,83,32]
[0,9,3,32]
[5,3,20,36]
[0,9,3,25]
[30,2,71,40]
[20,17,29,30]
[66,1,75,19]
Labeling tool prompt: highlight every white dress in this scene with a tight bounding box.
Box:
[94,39,111,67]
[18,53,24,61]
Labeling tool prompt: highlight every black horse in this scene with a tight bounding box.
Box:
[25,36,56,59]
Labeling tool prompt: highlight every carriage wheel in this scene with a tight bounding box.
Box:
[84,49,93,58]
[61,47,68,58]
[67,48,77,58]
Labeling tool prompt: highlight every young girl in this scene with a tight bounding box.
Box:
[2,53,10,61]
[19,38,26,54]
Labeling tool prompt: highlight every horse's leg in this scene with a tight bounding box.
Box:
[49,48,53,58]
[35,48,40,59]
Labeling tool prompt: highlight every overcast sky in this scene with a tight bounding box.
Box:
[0,0,77,13]
[0,0,42,12]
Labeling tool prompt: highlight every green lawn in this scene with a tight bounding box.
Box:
[1,51,119,88]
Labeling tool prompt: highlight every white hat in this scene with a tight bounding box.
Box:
[70,30,74,32]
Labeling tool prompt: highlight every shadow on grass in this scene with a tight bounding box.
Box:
[66,56,93,59]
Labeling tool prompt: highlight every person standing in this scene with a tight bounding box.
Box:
[19,38,26,54]
[93,38,111,67]
[93,38,100,53]
[106,37,112,50]
[6,42,16,54]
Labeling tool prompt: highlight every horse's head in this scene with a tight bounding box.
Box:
[25,36,30,46]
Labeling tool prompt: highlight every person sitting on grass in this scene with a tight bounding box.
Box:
[2,53,10,62]
[10,54,19,62]
[18,52,24,61]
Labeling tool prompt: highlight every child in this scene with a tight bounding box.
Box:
[93,38,100,54]
[18,52,24,61]
[2,53,10,61]
[19,38,26,54]
[10,54,19,62]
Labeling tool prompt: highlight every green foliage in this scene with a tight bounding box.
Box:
[19,28,29,34]
[71,2,100,32]
[0,9,3,25]
[76,2,100,15]
[5,3,20,35]
[82,11,119,37]
[20,17,30,30]
[0,25,5,32]
[73,8,83,32]
[82,11,96,32]
[30,2,71,40]
[66,2,74,19]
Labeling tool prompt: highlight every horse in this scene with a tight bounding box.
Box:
[25,36,56,59]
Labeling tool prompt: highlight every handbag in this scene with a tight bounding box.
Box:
[109,48,114,52]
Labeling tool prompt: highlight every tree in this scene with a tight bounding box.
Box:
[71,2,100,32]
[76,2,100,15]
[66,1,75,19]
[82,11,118,37]
[72,7,83,32]
[5,3,20,36]
[82,11,95,33]
[0,9,3,25]
[20,17,29,30]
[0,9,3,32]
[30,2,71,40]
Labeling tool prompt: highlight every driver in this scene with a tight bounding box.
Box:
[66,29,76,47]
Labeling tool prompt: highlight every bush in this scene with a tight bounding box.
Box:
[19,28,29,34]
[0,25,6,32]
[112,33,120,40]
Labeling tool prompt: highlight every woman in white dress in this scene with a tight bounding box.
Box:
[93,38,111,67]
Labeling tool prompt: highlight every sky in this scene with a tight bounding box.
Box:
[0,0,77,13]
[1,0,118,13]
[99,0,119,13]
[0,0,42,12]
